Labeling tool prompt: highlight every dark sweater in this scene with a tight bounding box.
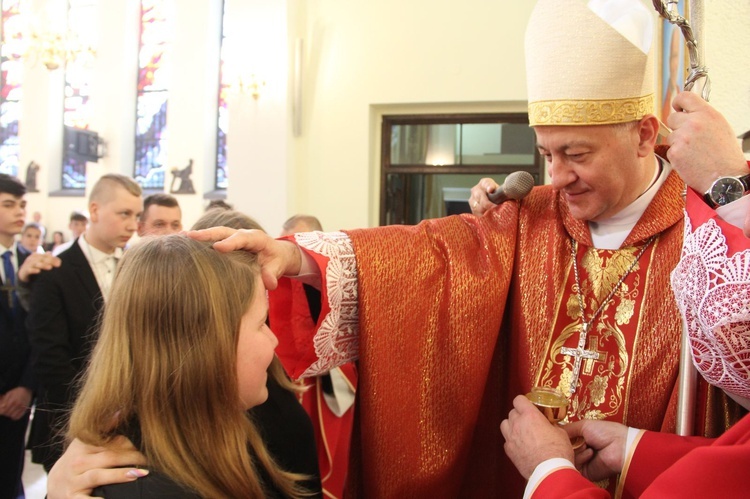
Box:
[93,375,322,498]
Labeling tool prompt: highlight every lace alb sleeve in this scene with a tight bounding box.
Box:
[670,214,750,400]
[294,231,360,377]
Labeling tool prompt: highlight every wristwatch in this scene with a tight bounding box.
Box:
[703,173,750,208]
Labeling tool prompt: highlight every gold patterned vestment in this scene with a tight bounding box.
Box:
[340,165,743,499]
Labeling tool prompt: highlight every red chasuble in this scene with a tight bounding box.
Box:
[270,279,358,499]
[272,168,742,498]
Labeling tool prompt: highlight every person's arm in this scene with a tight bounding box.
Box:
[619,427,717,497]
[0,387,32,421]
[188,227,307,289]
[666,91,749,195]
[501,396,633,498]
[47,437,149,499]
[530,468,611,498]
[18,252,61,283]
[469,177,502,216]
[16,252,61,310]
[500,395,576,480]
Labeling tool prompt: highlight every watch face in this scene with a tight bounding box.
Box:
[710,177,745,206]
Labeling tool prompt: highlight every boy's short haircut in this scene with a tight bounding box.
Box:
[70,211,89,223]
[89,174,142,203]
[23,222,46,238]
[143,193,179,211]
[0,173,26,197]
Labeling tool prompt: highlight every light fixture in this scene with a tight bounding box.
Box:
[234,73,266,100]
[25,28,95,70]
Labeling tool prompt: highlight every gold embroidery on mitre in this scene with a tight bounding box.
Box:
[528,94,654,126]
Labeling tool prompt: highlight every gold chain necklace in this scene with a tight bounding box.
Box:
[561,236,655,396]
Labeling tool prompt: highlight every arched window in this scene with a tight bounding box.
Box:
[0,0,26,177]
[134,0,173,190]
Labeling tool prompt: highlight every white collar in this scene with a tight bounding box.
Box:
[0,240,17,256]
[78,235,123,265]
[589,157,670,249]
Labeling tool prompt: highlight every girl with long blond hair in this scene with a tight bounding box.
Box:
[67,235,312,497]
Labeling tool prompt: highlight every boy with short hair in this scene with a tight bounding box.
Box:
[52,211,89,256]
[20,221,45,254]
[0,173,34,498]
[28,173,143,471]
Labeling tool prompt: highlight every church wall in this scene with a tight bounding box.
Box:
[283,0,536,230]
[14,1,750,238]
[704,3,750,143]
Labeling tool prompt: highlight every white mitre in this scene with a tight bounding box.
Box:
[525,0,656,126]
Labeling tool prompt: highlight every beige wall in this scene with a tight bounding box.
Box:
[704,3,750,137]
[283,0,536,230]
[16,1,750,237]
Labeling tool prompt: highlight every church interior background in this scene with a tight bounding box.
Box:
[3,0,748,241]
[4,0,749,495]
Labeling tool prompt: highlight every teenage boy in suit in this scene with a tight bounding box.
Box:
[0,174,59,498]
[27,174,142,472]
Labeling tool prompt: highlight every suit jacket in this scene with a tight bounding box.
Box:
[27,239,103,469]
[0,245,32,395]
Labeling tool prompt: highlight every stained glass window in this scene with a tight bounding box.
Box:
[134,0,173,190]
[215,0,228,190]
[0,0,26,177]
[62,0,97,189]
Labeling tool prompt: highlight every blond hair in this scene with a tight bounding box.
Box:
[89,174,142,203]
[191,210,303,394]
[68,236,308,497]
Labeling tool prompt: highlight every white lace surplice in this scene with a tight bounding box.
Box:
[293,231,360,378]
[671,214,750,400]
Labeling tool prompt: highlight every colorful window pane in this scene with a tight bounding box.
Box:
[215,0,228,190]
[62,0,97,190]
[134,0,173,190]
[0,0,26,177]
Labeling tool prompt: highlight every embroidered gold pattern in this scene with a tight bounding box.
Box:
[528,94,654,126]
[539,244,650,421]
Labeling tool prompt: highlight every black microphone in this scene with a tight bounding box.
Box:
[488,171,535,204]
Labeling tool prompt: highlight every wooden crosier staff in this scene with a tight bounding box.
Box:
[652,0,707,437]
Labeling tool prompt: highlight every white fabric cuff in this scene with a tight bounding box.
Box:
[624,426,641,463]
[523,458,576,499]
[716,194,750,229]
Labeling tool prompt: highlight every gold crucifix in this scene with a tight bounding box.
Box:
[582,336,606,377]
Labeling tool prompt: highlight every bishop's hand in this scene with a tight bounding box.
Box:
[500,394,574,479]
[188,227,303,290]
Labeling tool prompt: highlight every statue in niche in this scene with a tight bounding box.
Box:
[170,159,195,194]
[25,161,40,192]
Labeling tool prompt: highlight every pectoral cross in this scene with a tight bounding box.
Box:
[1,283,15,308]
[560,323,604,395]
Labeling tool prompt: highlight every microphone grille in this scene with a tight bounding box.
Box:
[504,171,535,200]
